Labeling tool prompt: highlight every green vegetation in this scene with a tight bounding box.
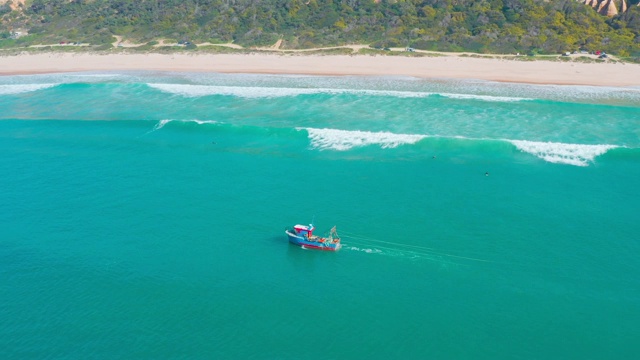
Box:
[1,0,639,56]
[284,47,355,55]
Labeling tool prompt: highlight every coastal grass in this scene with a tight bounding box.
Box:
[459,54,498,59]
[512,56,538,61]
[146,45,246,54]
[281,48,355,56]
[357,48,442,57]
[0,42,633,66]
[620,56,640,64]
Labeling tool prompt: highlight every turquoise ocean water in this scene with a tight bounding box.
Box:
[1,72,640,358]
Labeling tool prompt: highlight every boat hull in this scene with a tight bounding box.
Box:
[286,231,341,251]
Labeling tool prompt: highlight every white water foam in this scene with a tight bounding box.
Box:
[147,83,420,98]
[301,127,618,166]
[345,246,383,254]
[349,89,525,101]
[440,93,532,102]
[64,74,125,78]
[147,84,325,98]
[146,83,528,102]
[301,128,427,151]
[0,84,57,95]
[148,119,217,133]
[189,119,218,125]
[510,140,618,167]
[153,119,172,130]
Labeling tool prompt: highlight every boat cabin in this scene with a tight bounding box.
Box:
[293,224,315,238]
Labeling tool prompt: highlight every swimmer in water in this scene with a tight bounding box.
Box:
[485,172,489,176]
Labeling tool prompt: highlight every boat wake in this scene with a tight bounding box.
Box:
[340,231,491,266]
[343,246,384,254]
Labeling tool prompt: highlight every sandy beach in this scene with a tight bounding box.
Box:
[1,52,640,86]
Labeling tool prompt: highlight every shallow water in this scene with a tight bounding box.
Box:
[1,72,639,358]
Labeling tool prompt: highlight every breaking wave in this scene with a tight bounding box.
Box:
[438,93,528,102]
[509,140,619,167]
[153,119,172,131]
[299,127,621,166]
[4,73,639,105]
[147,84,324,98]
[154,119,217,129]
[301,127,426,151]
[145,122,626,167]
[146,83,529,102]
[143,119,218,135]
[0,84,58,95]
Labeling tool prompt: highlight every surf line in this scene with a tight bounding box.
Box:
[340,231,492,263]
[138,119,172,137]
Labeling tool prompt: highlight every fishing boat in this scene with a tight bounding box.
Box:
[285,224,341,251]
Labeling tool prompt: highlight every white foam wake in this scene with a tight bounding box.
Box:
[301,127,426,151]
[0,84,57,95]
[510,140,618,167]
[345,246,383,254]
[147,83,528,102]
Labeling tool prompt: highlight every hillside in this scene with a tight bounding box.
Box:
[1,0,640,56]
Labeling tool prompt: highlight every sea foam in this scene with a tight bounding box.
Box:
[301,127,617,166]
[147,84,325,98]
[150,119,217,132]
[510,140,618,167]
[147,83,427,98]
[0,84,57,95]
[301,128,426,151]
[146,83,528,102]
[153,119,172,130]
[439,93,531,102]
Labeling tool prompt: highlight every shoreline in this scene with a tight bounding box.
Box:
[1,52,640,87]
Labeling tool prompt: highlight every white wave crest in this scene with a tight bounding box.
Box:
[190,119,218,125]
[147,83,528,102]
[349,89,433,98]
[0,84,57,95]
[510,140,617,166]
[152,119,217,130]
[147,83,435,98]
[148,84,325,98]
[153,119,172,130]
[440,93,531,102]
[339,89,527,101]
[301,128,426,151]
